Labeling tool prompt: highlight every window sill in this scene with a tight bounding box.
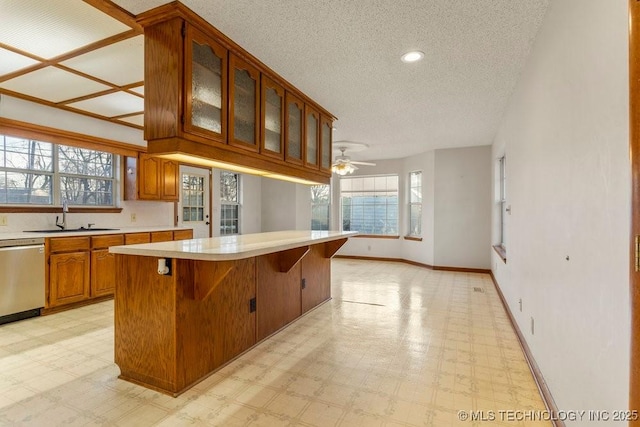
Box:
[352,235,400,239]
[403,236,423,242]
[0,206,123,214]
[493,245,507,263]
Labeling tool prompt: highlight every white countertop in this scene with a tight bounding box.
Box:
[0,226,192,241]
[109,230,356,261]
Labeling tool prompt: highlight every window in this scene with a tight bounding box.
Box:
[182,174,205,222]
[0,135,115,206]
[408,171,422,236]
[311,184,330,230]
[340,175,398,236]
[498,156,507,248]
[220,171,239,235]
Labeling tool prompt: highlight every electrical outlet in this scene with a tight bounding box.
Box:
[130,213,137,223]
[519,298,522,312]
[0,215,7,226]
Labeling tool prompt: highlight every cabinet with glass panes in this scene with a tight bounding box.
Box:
[229,53,260,151]
[185,26,227,143]
[141,4,335,184]
[261,75,285,159]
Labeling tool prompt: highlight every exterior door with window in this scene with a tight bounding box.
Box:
[178,165,211,238]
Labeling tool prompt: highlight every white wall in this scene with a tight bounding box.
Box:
[336,148,490,270]
[491,0,630,421]
[260,178,311,232]
[434,146,491,269]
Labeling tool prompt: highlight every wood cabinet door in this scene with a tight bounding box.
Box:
[256,253,302,341]
[261,75,285,159]
[49,251,90,307]
[173,229,193,240]
[304,105,320,169]
[184,26,228,143]
[151,231,174,242]
[285,92,304,165]
[229,53,260,151]
[301,243,331,313]
[320,115,333,173]
[138,154,160,200]
[161,159,179,201]
[91,249,117,297]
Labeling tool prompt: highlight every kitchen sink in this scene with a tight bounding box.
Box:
[24,228,120,233]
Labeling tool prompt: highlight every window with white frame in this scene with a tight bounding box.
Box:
[408,171,422,236]
[220,171,240,235]
[340,175,398,236]
[498,156,507,249]
[311,184,330,230]
[0,135,115,206]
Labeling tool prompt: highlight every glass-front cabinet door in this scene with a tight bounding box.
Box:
[261,76,284,159]
[185,27,227,143]
[285,93,304,164]
[229,54,260,151]
[320,115,332,173]
[305,105,320,169]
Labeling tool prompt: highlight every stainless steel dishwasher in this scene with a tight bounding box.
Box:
[0,237,45,325]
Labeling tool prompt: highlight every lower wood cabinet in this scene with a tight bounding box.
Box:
[90,234,125,297]
[256,253,302,341]
[49,251,91,307]
[46,229,192,310]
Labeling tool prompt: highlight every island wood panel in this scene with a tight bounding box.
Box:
[301,243,331,313]
[114,255,177,393]
[256,253,302,341]
[175,258,256,390]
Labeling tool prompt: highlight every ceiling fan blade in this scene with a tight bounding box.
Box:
[350,161,376,166]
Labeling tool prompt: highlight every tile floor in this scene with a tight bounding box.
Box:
[0,259,550,426]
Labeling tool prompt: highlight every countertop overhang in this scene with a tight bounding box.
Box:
[109,230,356,261]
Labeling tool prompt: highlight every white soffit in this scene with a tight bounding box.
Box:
[0,48,38,76]
[118,114,144,127]
[0,67,111,103]
[0,0,131,59]
[61,36,144,86]
[67,92,144,117]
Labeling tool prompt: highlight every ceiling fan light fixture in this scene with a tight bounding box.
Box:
[401,50,424,63]
[332,162,356,176]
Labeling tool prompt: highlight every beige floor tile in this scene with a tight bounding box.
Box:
[0,259,550,427]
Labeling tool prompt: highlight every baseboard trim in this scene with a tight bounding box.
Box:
[489,272,564,427]
[334,255,490,274]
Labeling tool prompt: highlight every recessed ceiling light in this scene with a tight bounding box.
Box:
[401,51,424,63]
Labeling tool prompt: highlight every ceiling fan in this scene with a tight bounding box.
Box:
[331,145,376,176]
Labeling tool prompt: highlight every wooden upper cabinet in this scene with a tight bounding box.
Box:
[260,76,284,159]
[305,105,320,169]
[133,154,179,202]
[185,26,228,143]
[285,92,304,164]
[320,115,333,173]
[229,54,260,151]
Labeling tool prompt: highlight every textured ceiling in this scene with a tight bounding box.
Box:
[113,0,549,161]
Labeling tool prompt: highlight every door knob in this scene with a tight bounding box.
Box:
[205,221,210,225]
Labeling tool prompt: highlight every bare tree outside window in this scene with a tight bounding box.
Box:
[220,171,239,235]
[0,135,115,206]
[311,185,330,230]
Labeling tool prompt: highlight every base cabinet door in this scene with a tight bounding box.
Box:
[50,251,90,307]
[256,253,302,341]
[301,244,331,313]
[91,249,117,297]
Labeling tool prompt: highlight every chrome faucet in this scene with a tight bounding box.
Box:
[56,200,69,230]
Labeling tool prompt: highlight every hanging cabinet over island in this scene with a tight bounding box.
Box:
[138,2,335,185]
[110,230,354,396]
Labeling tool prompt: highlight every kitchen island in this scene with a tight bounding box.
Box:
[109,230,354,396]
